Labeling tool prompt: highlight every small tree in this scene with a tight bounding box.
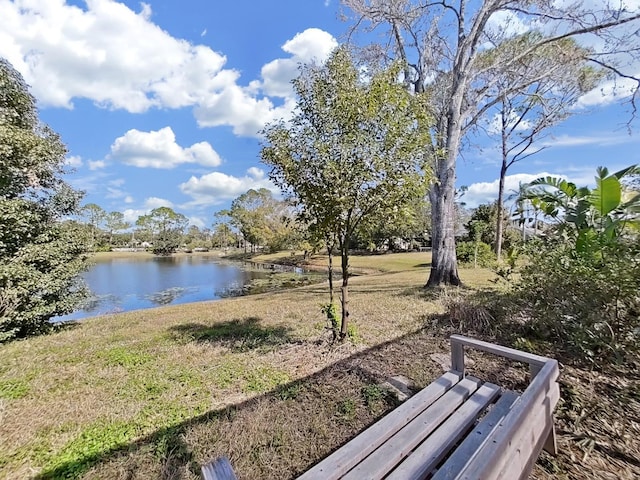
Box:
[1,58,88,340]
[262,48,432,340]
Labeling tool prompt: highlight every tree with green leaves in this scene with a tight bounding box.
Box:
[514,165,640,362]
[212,212,236,250]
[135,213,154,244]
[104,211,130,245]
[261,48,432,340]
[227,188,296,253]
[137,207,188,255]
[355,195,431,251]
[81,203,106,248]
[0,58,89,340]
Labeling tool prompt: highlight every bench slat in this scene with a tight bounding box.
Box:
[457,360,560,480]
[341,376,482,480]
[432,390,520,480]
[387,382,502,480]
[297,371,462,480]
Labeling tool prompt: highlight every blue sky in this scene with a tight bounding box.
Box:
[1,0,639,228]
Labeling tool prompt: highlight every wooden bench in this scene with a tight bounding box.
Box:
[202,335,560,480]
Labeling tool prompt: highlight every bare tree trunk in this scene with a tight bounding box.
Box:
[495,162,507,261]
[326,242,337,341]
[496,98,508,261]
[339,239,350,340]
[327,243,334,304]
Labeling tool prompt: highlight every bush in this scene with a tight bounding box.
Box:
[456,241,496,267]
[515,239,640,365]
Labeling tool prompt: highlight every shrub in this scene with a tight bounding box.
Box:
[515,239,640,365]
[456,241,496,267]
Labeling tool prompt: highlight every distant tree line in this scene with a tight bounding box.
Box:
[77,185,434,258]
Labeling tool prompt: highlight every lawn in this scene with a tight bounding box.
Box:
[0,251,638,479]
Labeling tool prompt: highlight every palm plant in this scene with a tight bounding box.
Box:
[521,165,640,254]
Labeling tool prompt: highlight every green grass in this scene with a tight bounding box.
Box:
[42,420,137,479]
[0,378,30,399]
[99,346,154,368]
[256,250,432,273]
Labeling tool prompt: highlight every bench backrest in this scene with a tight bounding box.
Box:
[448,335,560,479]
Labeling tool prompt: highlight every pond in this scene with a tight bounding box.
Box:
[56,254,315,321]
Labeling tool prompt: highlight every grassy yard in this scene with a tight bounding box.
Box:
[0,252,638,479]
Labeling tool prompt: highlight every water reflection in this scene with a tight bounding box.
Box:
[56,255,311,321]
[142,286,199,305]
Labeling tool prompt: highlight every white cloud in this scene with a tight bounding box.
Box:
[144,197,174,209]
[109,127,222,169]
[188,216,206,228]
[247,166,266,179]
[110,178,126,187]
[195,28,336,135]
[124,196,134,204]
[463,172,556,208]
[194,87,294,136]
[65,155,83,167]
[121,197,174,223]
[0,3,337,138]
[123,208,147,224]
[0,0,233,112]
[106,187,127,199]
[485,11,531,40]
[486,112,533,135]
[260,28,338,98]
[179,169,276,206]
[576,75,640,108]
[88,160,106,170]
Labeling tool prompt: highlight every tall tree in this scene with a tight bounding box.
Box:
[344,0,640,286]
[135,214,154,244]
[0,58,88,339]
[211,220,234,249]
[81,203,105,248]
[138,207,188,255]
[261,48,432,339]
[104,211,130,245]
[481,35,599,260]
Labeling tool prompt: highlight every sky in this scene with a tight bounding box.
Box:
[1,0,639,228]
